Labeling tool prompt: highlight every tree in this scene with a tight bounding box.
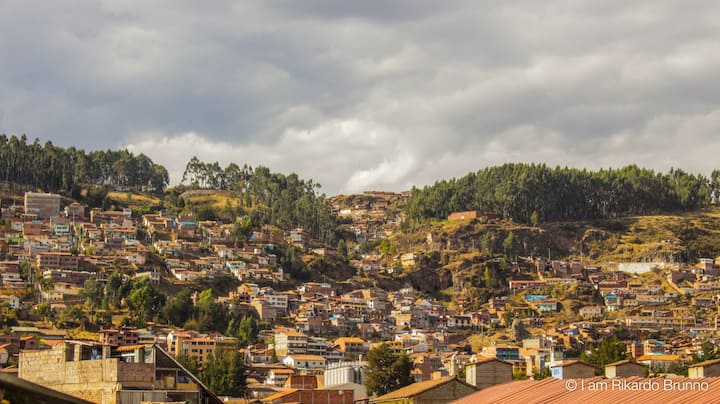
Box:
[365,343,414,397]
[378,239,395,255]
[57,305,85,329]
[579,336,628,375]
[127,277,166,322]
[337,239,348,259]
[176,353,199,375]
[530,211,540,227]
[511,318,529,342]
[196,289,228,332]
[691,341,720,363]
[81,279,105,309]
[162,288,194,327]
[482,232,493,257]
[199,349,248,397]
[231,216,254,247]
[503,232,516,260]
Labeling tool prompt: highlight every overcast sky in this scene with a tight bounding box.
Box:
[3,1,720,195]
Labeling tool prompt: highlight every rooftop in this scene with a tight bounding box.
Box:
[451,377,720,404]
[373,376,472,402]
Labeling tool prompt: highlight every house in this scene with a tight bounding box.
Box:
[604,360,646,378]
[465,358,513,389]
[282,354,327,371]
[274,329,308,357]
[689,358,720,378]
[334,337,369,358]
[636,355,681,373]
[265,368,295,386]
[401,253,417,268]
[579,306,604,318]
[537,300,559,313]
[370,376,476,404]
[550,360,595,379]
[24,192,61,219]
[263,388,355,404]
[36,252,79,270]
[481,346,521,362]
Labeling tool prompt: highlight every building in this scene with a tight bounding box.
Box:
[65,202,86,219]
[275,329,308,357]
[324,361,366,387]
[688,358,720,378]
[334,337,369,358]
[370,376,476,404]
[604,360,646,378]
[37,252,79,270]
[550,360,595,379]
[636,354,681,372]
[0,372,93,404]
[447,211,480,221]
[265,368,295,387]
[283,354,327,371]
[482,346,521,362]
[178,336,237,367]
[24,192,61,219]
[465,358,513,390]
[19,341,222,404]
[452,376,720,403]
[98,328,140,346]
[263,388,355,404]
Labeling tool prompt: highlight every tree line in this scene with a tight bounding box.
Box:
[0,134,169,193]
[406,163,719,224]
[182,156,340,245]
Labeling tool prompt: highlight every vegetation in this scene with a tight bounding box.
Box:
[0,134,168,192]
[579,336,629,375]
[365,343,414,397]
[180,157,340,245]
[406,163,714,224]
[178,349,248,397]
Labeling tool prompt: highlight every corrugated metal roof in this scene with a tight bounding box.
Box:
[372,376,471,402]
[451,377,720,404]
[262,388,299,402]
[689,358,720,368]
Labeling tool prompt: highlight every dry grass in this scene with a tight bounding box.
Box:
[107,191,162,207]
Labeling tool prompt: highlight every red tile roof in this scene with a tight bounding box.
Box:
[451,376,720,404]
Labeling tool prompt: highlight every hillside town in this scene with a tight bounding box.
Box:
[2,191,720,403]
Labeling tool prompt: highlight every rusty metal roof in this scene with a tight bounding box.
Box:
[451,377,720,404]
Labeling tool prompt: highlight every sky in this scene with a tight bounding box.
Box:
[2,1,720,195]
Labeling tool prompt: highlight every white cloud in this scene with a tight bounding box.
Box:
[125,119,414,194]
[4,0,720,194]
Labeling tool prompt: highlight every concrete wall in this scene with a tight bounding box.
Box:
[415,380,477,404]
[562,363,596,379]
[19,346,155,404]
[118,362,155,388]
[605,363,645,378]
[690,363,720,378]
[466,360,513,390]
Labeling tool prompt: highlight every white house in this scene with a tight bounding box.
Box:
[283,354,327,370]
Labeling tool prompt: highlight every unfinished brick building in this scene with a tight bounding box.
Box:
[19,340,222,404]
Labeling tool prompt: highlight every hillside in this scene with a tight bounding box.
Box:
[376,207,720,308]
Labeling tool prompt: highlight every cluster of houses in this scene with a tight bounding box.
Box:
[4,194,720,403]
[332,191,408,245]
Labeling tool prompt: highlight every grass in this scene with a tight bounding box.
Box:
[107,191,162,207]
[180,189,242,210]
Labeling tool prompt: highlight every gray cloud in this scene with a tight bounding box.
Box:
[3,1,720,194]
